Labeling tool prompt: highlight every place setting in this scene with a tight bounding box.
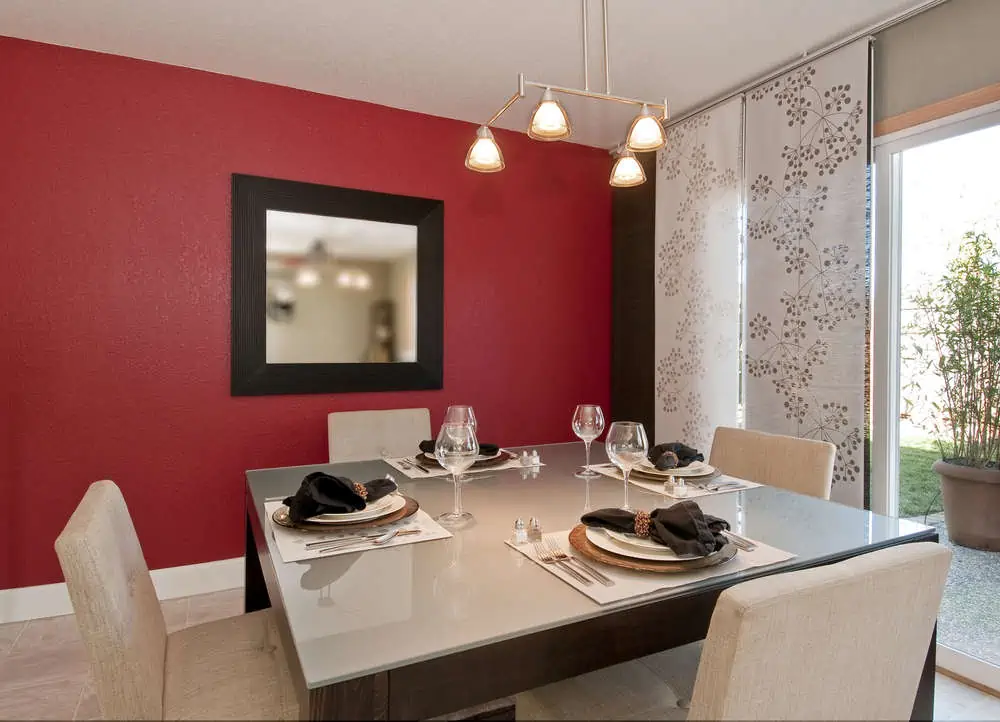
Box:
[265,471,452,563]
[507,495,795,605]
[507,415,792,604]
[381,405,539,479]
[589,425,762,500]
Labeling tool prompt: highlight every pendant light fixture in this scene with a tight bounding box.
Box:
[465,125,505,172]
[609,147,645,188]
[527,88,572,141]
[463,0,669,184]
[626,104,666,152]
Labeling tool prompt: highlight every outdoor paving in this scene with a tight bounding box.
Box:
[907,512,1000,667]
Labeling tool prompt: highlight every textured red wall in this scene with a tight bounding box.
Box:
[0,37,611,590]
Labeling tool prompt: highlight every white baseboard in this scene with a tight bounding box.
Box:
[0,557,245,624]
[938,644,1000,696]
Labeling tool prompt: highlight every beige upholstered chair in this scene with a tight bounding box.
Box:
[709,426,836,500]
[327,407,431,462]
[518,542,950,721]
[688,541,950,720]
[55,480,299,720]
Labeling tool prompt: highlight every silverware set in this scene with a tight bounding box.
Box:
[305,528,422,554]
[395,457,430,474]
[721,529,757,552]
[533,539,615,586]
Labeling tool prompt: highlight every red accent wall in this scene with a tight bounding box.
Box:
[0,37,611,590]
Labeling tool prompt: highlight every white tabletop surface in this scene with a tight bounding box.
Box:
[246,441,933,689]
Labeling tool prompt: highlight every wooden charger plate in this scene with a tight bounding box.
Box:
[416,450,516,470]
[568,524,737,573]
[271,495,419,532]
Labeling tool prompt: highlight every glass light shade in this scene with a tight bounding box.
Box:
[353,271,372,290]
[527,88,571,141]
[610,150,646,187]
[295,266,321,288]
[465,126,504,172]
[625,104,666,152]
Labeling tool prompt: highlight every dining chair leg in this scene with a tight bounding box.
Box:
[910,625,937,721]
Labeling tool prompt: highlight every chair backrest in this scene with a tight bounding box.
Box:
[327,408,432,462]
[55,480,166,720]
[709,426,836,500]
[689,542,951,721]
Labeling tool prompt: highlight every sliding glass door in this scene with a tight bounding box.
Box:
[873,102,1000,690]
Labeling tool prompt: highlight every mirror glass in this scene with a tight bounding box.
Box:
[265,210,418,364]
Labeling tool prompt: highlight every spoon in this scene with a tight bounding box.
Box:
[316,528,416,554]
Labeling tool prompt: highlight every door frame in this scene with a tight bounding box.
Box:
[871,99,1000,692]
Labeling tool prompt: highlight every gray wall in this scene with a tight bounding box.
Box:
[875,0,1000,122]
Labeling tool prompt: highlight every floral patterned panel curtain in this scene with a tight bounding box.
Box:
[654,97,744,453]
[744,39,871,507]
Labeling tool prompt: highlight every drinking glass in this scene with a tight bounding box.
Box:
[605,421,649,511]
[572,404,606,479]
[434,422,479,526]
[444,406,477,480]
[444,405,477,430]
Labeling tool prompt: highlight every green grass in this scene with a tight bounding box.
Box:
[899,435,944,518]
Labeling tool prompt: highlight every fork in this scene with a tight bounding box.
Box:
[544,539,614,586]
[533,542,592,585]
[311,529,421,552]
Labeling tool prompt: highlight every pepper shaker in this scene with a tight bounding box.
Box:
[527,517,543,542]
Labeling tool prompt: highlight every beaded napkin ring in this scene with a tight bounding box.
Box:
[633,510,651,538]
[352,482,369,501]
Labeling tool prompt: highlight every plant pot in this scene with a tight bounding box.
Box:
[933,459,1000,551]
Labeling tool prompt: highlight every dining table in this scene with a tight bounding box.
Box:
[244,442,939,721]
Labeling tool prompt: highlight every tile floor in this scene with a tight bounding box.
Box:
[0,586,998,720]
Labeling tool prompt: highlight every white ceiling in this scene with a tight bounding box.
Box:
[266,211,417,259]
[0,0,923,148]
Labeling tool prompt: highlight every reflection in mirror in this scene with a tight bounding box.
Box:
[265,210,418,364]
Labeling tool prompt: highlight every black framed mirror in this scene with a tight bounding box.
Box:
[231,174,443,396]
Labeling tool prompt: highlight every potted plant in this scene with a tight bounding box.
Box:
[909,231,1000,550]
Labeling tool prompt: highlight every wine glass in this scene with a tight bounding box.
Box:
[572,404,605,479]
[444,405,477,430]
[434,422,479,526]
[605,421,649,511]
[444,406,477,480]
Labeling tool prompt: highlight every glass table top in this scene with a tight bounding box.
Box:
[246,442,934,688]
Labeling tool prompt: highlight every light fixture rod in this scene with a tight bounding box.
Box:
[602,0,610,95]
[486,91,522,126]
[523,79,664,110]
[581,0,589,92]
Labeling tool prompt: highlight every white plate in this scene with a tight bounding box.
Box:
[637,459,715,477]
[585,527,707,562]
[306,493,405,524]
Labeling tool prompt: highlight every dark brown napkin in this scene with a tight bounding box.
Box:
[581,501,729,557]
[418,440,500,457]
[282,472,398,524]
[649,442,705,470]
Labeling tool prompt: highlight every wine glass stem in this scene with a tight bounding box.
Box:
[584,440,592,472]
[453,472,463,515]
[623,468,631,509]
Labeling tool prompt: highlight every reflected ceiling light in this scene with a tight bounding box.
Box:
[353,272,372,290]
[465,126,505,173]
[527,88,572,142]
[295,266,321,288]
[609,147,645,188]
[336,270,352,287]
[626,104,666,152]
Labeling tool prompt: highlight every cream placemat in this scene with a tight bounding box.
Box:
[383,455,543,479]
[265,502,451,562]
[591,464,762,499]
[507,531,795,605]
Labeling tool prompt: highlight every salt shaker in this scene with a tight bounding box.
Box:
[674,476,688,498]
[519,451,532,467]
[530,449,541,466]
[513,518,527,545]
